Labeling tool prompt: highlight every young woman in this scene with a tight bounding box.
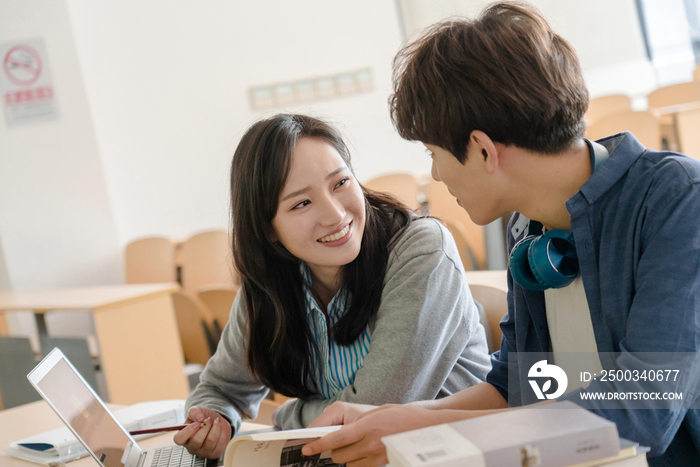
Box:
[174,114,490,458]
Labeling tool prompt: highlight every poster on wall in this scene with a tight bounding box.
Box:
[0,38,59,127]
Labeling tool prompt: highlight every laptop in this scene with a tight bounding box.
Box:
[27,347,221,467]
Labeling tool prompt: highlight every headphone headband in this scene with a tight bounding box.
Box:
[585,139,609,172]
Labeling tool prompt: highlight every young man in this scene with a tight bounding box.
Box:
[302,3,700,466]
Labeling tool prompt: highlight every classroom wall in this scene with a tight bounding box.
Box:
[0,235,10,292]
[66,0,420,247]
[0,0,121,337]
[63,0,659,252]
[0,0,660,339]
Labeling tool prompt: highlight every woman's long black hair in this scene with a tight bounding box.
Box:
[230,114,413,398]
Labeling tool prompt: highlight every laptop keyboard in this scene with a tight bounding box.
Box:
[150,445,216,467]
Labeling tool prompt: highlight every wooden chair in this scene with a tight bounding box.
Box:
[364,173,421,210]
[647,82,700,151]
[442,219,479,271]
[585,94,632,125]
[464,270,508,352]
[427,179,487,270]
[646,81,700,157]
[198,285,238,330]
[676,109,700,160]
[125,236,176,284]
[585,110,661,150]
[648,81,700,110]
[181,230,238,297]
[171,291,217,366]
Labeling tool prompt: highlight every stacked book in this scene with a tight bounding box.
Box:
[381,401,648,467]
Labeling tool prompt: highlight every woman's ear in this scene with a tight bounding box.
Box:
[470,130,499,173]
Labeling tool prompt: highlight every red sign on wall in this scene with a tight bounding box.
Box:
[0,38,59,127]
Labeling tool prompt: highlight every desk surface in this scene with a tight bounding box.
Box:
[0,283,179,312]
[464,270,508,292]
[0,401,266,467]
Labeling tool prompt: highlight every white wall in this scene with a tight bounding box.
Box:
[1,0,658,302]
[0,0,121,338]
[0,1,121,289]
[66,0,424,248]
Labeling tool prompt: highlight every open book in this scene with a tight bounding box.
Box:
[224,426,344,467]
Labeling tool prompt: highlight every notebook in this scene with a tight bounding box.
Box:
[27,347,221,467]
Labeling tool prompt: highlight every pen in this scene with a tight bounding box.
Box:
[129,425,189,435]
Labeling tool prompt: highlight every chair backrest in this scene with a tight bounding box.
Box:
[39,336,100,396]
[647,81,700,111]
[125,236,176,284]
[585,110,661,150]
[181,230,237,296]
[442,219,479,271]
[363,173,421,210]
[198,285,238,330]
[464,270,508,352]
[171,291,215,366]
[427,179,486,269]
[676,108,700,160]
[585,94,632,124]
[0,336,42,409]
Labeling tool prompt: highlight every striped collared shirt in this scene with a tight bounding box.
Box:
[300,263,371,398]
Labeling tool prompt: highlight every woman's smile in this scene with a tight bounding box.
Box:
[317,222,352,244]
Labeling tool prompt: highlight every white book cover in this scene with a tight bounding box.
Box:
[382,401,619,467]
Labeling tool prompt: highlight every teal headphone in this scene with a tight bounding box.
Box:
[508,139,609,291]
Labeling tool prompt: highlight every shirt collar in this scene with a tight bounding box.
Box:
[567,132,647,217]
[299,262,348,318]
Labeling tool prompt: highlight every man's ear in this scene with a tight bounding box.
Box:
[470,130,499,173]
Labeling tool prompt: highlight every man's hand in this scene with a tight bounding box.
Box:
[302,404,441,467]
[173,406,231,459]
[308,401,378,428]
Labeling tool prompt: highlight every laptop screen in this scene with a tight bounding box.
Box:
[36,357,133,467]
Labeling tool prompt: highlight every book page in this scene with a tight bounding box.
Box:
[229,438,343,466]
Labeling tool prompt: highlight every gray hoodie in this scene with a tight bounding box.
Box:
[186,217,491,432]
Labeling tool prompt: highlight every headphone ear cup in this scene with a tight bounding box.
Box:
[509,236,549,291]
[528,230,579,289]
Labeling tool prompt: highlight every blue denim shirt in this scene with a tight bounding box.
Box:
[486,133,700,466]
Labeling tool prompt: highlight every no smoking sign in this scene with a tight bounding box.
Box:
[0,38,59,127]
[3,44,43,86]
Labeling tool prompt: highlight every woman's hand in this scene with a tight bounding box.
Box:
[173,406,231,459]
[302,404,442,467]
[308,401,378,428]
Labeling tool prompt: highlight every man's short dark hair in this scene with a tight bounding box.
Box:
[390,1,589,162]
